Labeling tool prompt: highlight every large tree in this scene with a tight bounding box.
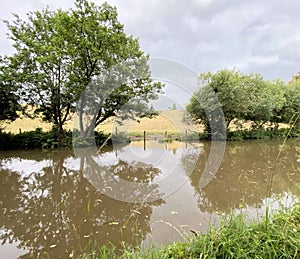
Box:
[187,69,248,133]
[187,69,287,134]
[5,0,162,142]
[75,56,161,139]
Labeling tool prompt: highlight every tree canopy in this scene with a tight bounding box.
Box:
[187,69,299,135]
[282,73,300,126]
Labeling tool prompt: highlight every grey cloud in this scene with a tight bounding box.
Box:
[1,0,300,81]
[111,0,300,80]
[0,0,73,55]
[278,37,300,62]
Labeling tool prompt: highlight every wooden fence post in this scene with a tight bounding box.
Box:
[144,130,146,150]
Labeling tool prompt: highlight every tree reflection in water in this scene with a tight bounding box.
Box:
[0,149,164,258]
[78,147,164,203]
[185,140,299,213]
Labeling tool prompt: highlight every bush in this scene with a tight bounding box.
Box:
[111,132,130,144]
[72,131,110,148]
[227,128,300,141]
[0,128,109,150]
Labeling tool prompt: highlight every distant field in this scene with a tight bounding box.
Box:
[2,110,287,136]
[1,110,202,135]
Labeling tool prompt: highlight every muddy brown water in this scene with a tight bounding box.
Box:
[0,138,299,258]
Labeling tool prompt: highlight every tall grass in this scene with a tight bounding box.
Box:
[265,112,300,225]
[76,204,300,258]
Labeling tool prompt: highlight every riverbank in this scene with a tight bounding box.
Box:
[0,126,299,150]
[78,204,300,258]
[0,128,111,149]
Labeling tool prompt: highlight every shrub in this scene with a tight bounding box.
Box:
[0,128,108,150]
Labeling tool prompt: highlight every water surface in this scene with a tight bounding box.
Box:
[0,139,299,258]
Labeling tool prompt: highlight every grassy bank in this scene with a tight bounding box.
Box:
[0,128,110,150]
[77,204,300,258]
[227,127,300,141]
[0,127,298,150]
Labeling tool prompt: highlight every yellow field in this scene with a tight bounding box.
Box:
[1,110,202,135]
[1,115,52,133]
[2,110,287,135]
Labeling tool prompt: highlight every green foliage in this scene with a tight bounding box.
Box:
[0,128,108,150]
[227,128,298,141]
[187,69,300,138]
[72,130,109,147]
[0,57,20,123]
[77,60,162,140]
[0,128,59,149]
[4,0,162,142]
[158,137,173,143]
[187,69,249,132]
[280,78,300,127]
[244,79,286,126]
[181,131,207,141]
[111,132,130,144]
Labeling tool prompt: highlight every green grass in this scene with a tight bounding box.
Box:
[77,204,300,258]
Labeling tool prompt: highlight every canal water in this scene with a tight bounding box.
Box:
[0,139,299,258]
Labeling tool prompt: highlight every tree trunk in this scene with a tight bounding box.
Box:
[54,123,65,145]
[226,118,233,130]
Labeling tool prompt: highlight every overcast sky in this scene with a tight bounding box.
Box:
[1,0,300,82]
